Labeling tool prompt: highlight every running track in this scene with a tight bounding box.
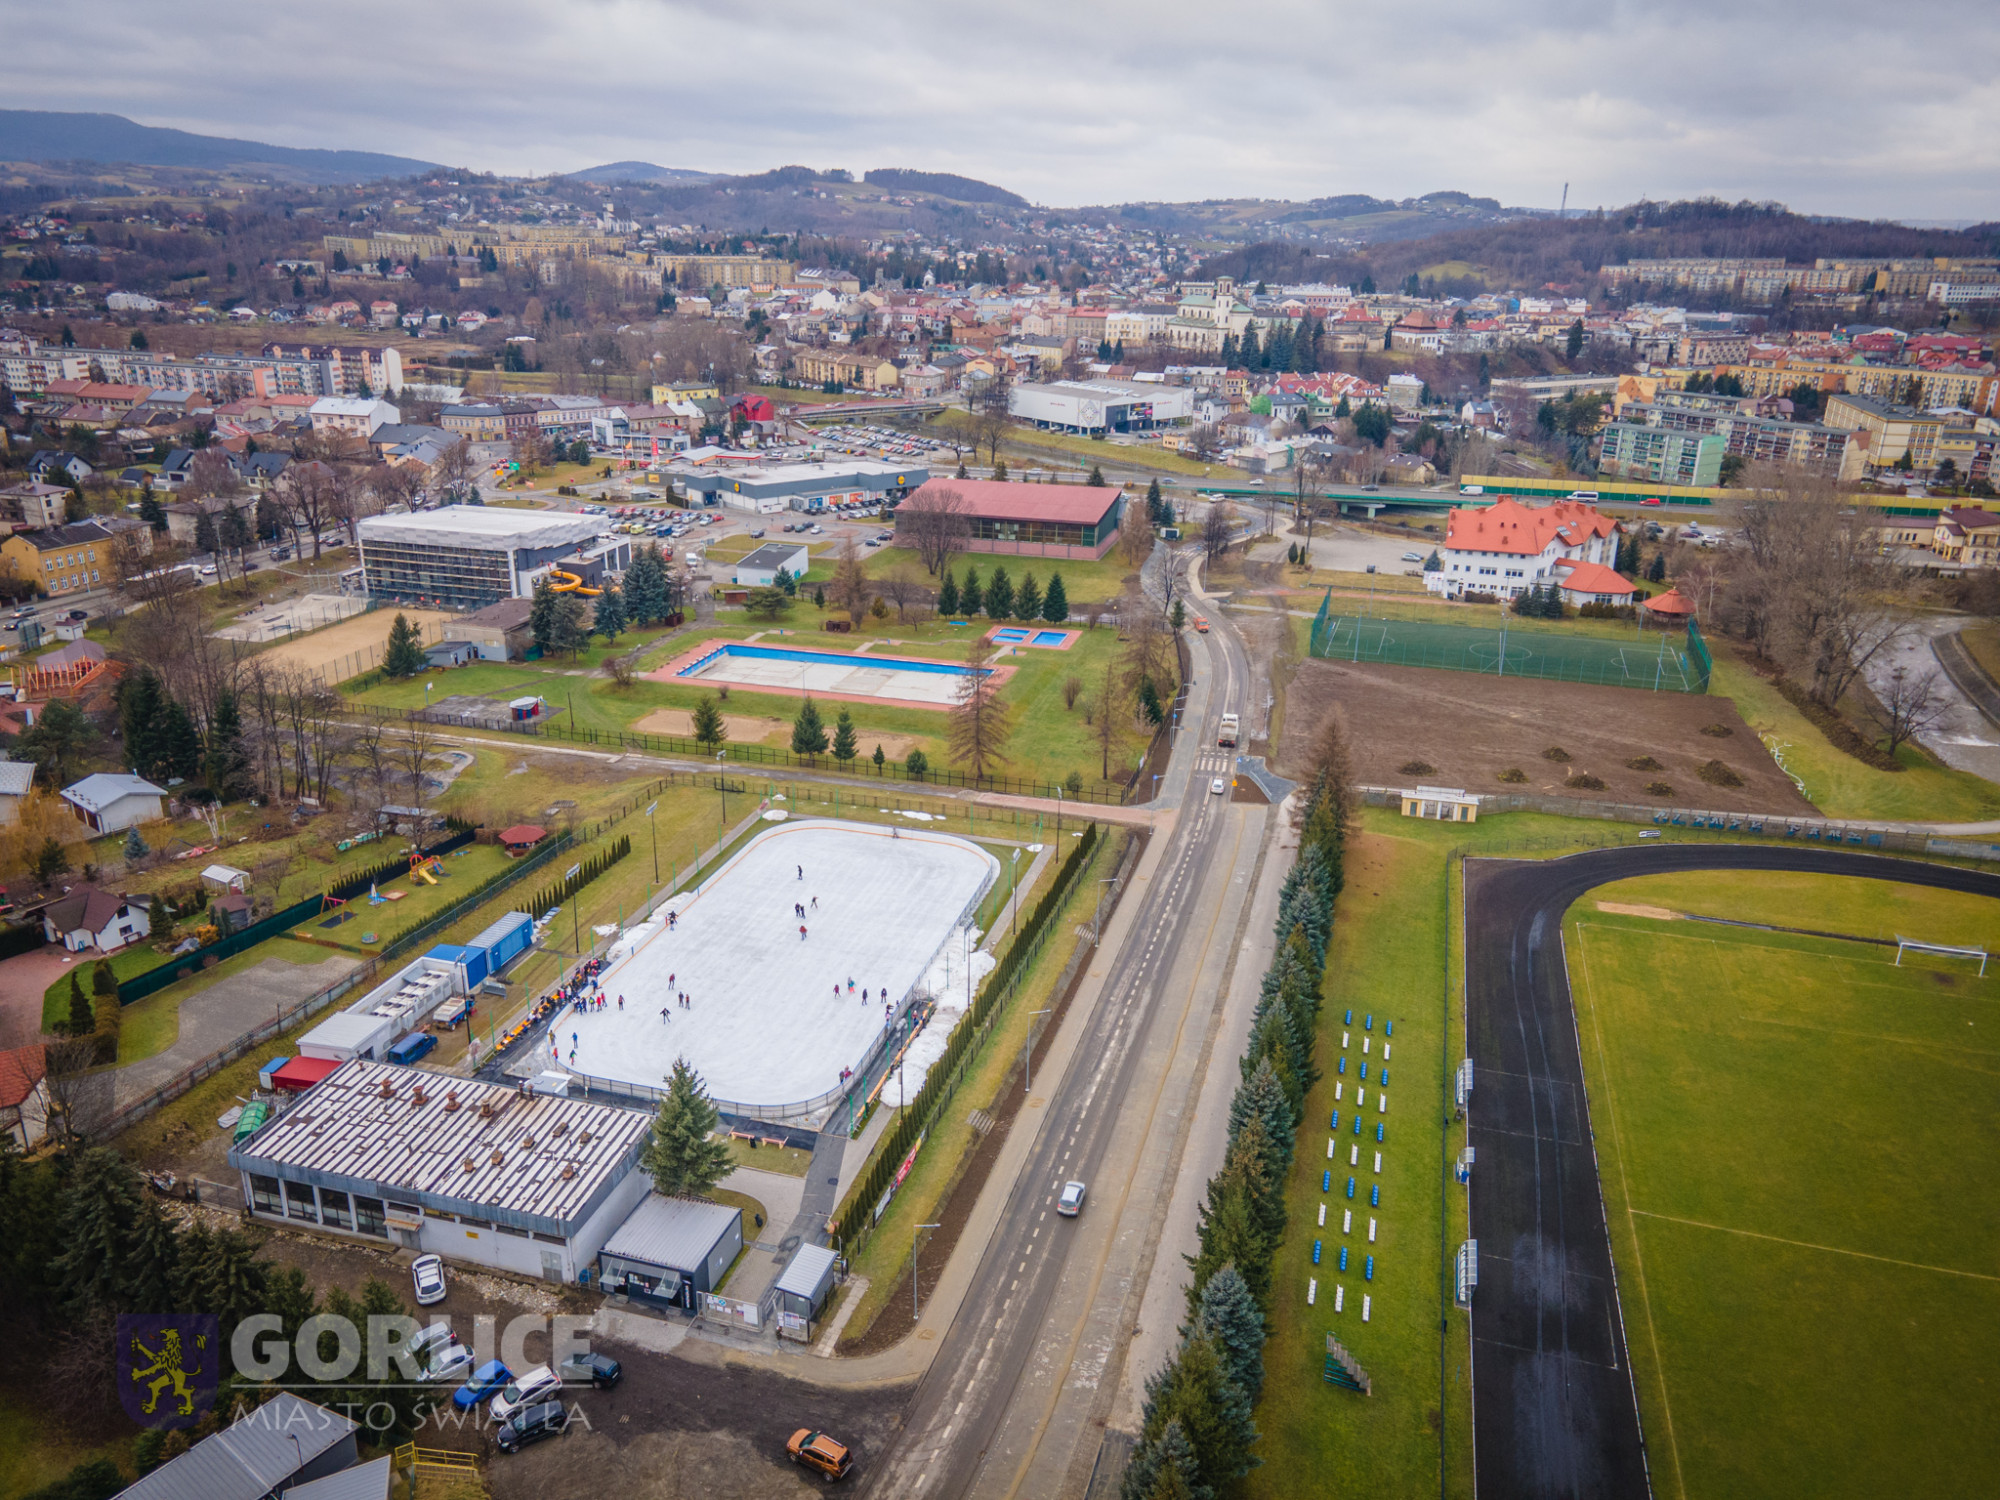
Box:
[1463,844,2000,1500]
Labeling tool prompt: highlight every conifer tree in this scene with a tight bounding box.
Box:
[66,971,93,1037]
[119,669,165,780]
[691,695,727,751]
[205,686,254,801]
[936,568,959,617]
[640,1059,734,1198]
[959,566,983,617]
[831,706,858,766]
[160,697,203,781]
[1145,477,1164,525]
[1187,1264,1267,1402]
[592,582,628,641]
[623,544,671,625]
[384,611,428,676]
[984,565,1014,620]
[1015,572,1042,622]
[1042,572,1068,622]
[123,826,149,861]
[790,695,828,759]
[872,744,886,771]
[54,1148,144,1318]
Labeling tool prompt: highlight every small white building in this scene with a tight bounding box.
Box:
[731,541,810,587]
[40,884,152,952]
[309,396,401,438]
[0,1045,52,1151]
[0,760,34,825]
[60,773,166,834]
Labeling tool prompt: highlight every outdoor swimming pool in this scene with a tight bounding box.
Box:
[654,640,997,706]
[990,628,1078,649]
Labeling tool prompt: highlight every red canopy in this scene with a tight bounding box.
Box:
[499,824,547,847]
[270,1056,342,1093]
[1643,587,1695,617]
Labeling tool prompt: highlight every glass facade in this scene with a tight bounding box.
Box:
[361,540,516,608]
[962,495,1121,549]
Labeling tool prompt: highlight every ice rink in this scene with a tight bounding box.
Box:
[559,820,998,1111]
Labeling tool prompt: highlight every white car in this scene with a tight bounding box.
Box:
[411,1253,448,1306]
[421,1342,474,1383]
[489,1364,562,1424]
[408,1321,456,1364]
[1211,778,1227,796]
[1057,1180,1087,1217]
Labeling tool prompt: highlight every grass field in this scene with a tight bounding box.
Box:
[1567,871,2000,1500]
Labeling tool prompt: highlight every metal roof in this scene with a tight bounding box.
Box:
[601,1193,740,1272]
[114,1393,355,1500]
[357,508,603,551]
[229,1059,651,1233]
[737,542,811,572]
[774,1242,839,1298]
[284,1456,391,1500]
[0,760,34,798]
[61,772,166,813]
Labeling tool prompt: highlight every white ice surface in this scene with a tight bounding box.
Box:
[560,821,997,1107]
[881,924,997,1108]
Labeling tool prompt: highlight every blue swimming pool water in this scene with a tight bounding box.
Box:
[678,643,989,679]
[991,628,1030,643]
[1031,630,1072,646]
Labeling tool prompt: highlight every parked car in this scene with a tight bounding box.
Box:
[411,1253,447,1305]
[64,608,88,621]
[490,1364,562,1424]
[408,1321,456,1364]
[453,1360,511,1410]
[421,1343,474,1384]
[787,1429,853,1480]
[557,1351,623,1388]
[1401,552,1423,563]
[1057,1180,1087,1216]
[389,1032,437,1066]
[496,1401,571,1454]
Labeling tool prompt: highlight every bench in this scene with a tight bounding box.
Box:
[729,1130,758,1144]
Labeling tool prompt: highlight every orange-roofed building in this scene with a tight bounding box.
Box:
[1426,496,1623,603]
[1643,586,1696,619]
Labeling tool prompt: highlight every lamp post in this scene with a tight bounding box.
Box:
[646,799,659,885]
[914,1222,941,1320]
[1009,847,1021,937]
[1023,1008,1052,1092]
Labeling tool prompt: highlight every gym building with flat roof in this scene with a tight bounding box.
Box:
[1008,379,1194,435]
[357,508,620,608]
[228,1058,653,1282]
[895,477,1124,561]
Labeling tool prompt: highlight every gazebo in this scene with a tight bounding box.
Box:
[499,824,548,856]
[1641,587,1696,627]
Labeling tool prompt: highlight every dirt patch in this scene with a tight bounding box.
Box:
[1281,658,1814,813]
[254,607,456,679]
[1595,902,1680,920]
[631,708,920,761]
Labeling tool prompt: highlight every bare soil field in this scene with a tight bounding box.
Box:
[1281,658,1815,814]
[253,606,456,680]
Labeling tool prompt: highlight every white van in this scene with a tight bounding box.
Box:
[490,1364,562,1424]
[1459,485,1484,495]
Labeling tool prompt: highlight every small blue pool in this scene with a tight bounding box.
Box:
[991,629,1076,648]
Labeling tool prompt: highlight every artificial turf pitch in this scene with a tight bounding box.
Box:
[1566,878,2000,1500]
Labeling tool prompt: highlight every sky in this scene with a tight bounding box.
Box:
[10,0,2000,219]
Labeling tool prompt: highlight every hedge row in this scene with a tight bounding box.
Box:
[516,835,632,918]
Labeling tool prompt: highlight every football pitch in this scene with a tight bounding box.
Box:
[1566,871,2000,1499]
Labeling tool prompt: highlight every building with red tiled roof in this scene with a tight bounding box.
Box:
[1426,497,1623,603]
[0,1044,50,1150]
[895,478,1123,561]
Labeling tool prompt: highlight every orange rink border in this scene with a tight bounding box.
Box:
[645,637,1016,711]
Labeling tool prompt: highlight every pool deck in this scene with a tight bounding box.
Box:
[984,625,1079,650]
[647,636,1016,710]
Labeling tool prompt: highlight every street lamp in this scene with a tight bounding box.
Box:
[645,799,659,885]
[913,1222,942,1321]
[1023,1008,1052,1092]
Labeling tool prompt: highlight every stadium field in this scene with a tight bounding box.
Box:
[1565,871,2000,1499]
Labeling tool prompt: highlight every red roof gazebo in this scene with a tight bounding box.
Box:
[1642,587,1696,620]
[499,824,548,854]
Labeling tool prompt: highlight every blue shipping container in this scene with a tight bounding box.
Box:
[469,910,534,974]
[425,942,488,990]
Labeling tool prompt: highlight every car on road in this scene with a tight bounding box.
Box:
[411,1254,447,1305]
[453,1360,511,1410]
[64,608,87,621]
[1402,551,1423,563]
[197,565,217,577]
[1640,496,1663,506]
[496,1401,571,1454]
[1057,1180,1087,1216]
[787,1429,853,1480]
[421,1342,474,1383]
[557,1351,623,1388]
[1638,829,1662,838]
[1211,778,1226,796]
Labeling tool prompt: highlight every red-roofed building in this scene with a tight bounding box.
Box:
[0,1044,50,1150]
[1550,559,1636,607]
[1426,497,1623,602]
[895,478,1123,561]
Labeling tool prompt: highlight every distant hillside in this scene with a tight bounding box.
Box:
[864,169,1028,208]
[564,160,714,185]
[0,110,440,183]
[1093,189,1530,248]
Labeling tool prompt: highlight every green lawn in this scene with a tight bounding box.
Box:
[1567,872,2000,1500]
[862,545,1142,606]
[934,409,1230,479]
[1707,648,2000,824]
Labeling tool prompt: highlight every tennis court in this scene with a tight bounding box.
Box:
[1309,595,1711,694]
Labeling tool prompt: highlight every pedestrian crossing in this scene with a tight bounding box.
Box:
[1192,752,1235,774]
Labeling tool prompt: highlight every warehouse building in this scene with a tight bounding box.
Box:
[895,477,1124,561]
[682,459,927,515]
[357,509,627,609]
[1008,379,1194,435]
[229,1059,653,1281]
[596,1193,743,1309]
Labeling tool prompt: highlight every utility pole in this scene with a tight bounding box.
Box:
[914,1222,942,1321]
[1023,1008,1052,1091]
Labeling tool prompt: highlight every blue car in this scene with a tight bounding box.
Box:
[453,1360,511,1410]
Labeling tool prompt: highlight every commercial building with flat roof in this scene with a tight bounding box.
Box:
[229,1058,653,1281]
[597,1193,743,1309]
[895,477,1124,561]
[1008,379,1194,434]
[357,508,610,608]
[683,459,927,515]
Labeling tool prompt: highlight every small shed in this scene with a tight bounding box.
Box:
[499,824,547,855]
[212,891,253,934]
[1398,785,1479,823]
[424,640,477,669]
[772,1243,842,1342]
[598,1193,743,1309]
[202,863,251,892]
[268,1056,344,1093]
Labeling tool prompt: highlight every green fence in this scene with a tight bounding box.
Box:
[1309,592,1709,694]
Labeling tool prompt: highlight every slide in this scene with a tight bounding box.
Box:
[411,865,437,885]
[546,567,601,597]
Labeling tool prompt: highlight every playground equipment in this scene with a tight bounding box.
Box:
[545,568,601,597]
[408,851,443,886]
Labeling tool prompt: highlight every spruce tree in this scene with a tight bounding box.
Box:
[984,566,1014,621]
[1015,572,1041,622]
[991,458,1007,481]
[640,1059,734,1198]
[66,971,93,1037]
[791,696,828,758]
[1647,551,1666,583]
[123,825,149,861]
[119,669,164,780]
[384,611,428,676]
[592,583,628,641]
[1187,1264,1267,1402]
[1145,477,1164,526]
[1042,572,1068,622]
[54,1147,144,1318]
[831,706,858,766]
[959,566,983,617]
[1146,1332,1258,1494]
[552,591,591,658]
[1087,464,1106,487]
[205,686,254,801]
[624,544,670,625]
[691,695,726,751]
[1142,1420,1199,1500]
[1228,1055,1296,1158]
[937,568,959,617]
[872,744,885,771]
[160,698,203,781]
[126,1198,180,1316]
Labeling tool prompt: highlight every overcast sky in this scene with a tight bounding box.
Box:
[13,0,2000,219]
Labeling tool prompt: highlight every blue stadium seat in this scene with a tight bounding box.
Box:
[1364,1255,1374,1281]
[1369,1183,1380,1207]
[1346,1176,1356,1199]
[1375,1122,1384,1143]
[1313,1240,1322,1265]
[1321,1170,1331,1192]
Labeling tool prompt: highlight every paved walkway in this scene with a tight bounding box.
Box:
[0,945,79,1048]
[718,1164,809,1302]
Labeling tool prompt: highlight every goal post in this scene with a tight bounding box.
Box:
[1893,936,1988,977]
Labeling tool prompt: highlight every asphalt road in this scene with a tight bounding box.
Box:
[865,548,1267,1498]
[1463,843,2000,1500]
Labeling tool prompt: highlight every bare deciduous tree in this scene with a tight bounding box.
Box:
[276,460,340,559]
[880,567,926,620]
[397,718,444,812]
[897,485,971,576]
[947,635,1013,783]
[1201,500,1237,562]
[1093,656,1123,779]
[829,539,871,620]
[1867,665,1949,756]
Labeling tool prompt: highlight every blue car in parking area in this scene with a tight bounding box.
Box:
[453,1360,511,1410]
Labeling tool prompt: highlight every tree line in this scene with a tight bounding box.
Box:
[1122,716,1352,1499]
